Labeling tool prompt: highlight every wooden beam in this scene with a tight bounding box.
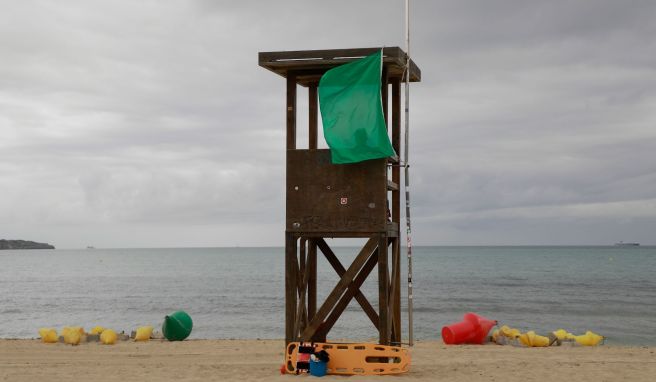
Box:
[378,234,390,345]
[392,78,401,223]
[389,78,402,345]
[308,239,317,321]
[391,78,402,344]
[292,229,399,239]
[320,247,380,336]
[391,237,401,344]
[309,83,318,149]
[300,238,378,340]
[286,73,297,150]
[382,66,389,128]
[285,233,298,343]
[316,239,379,328]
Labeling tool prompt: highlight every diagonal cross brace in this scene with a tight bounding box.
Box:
[300,238,378,340]
[317,238,380,329]
[319,245,380,336]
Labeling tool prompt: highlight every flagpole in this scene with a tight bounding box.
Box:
[404,0,414,347]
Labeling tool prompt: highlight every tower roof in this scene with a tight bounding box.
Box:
[258,47,421,87]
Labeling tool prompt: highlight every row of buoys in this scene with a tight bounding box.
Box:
[38,310,193,345]
[492,325,604,346]
[39,326,150,345]
[442,313,605,347]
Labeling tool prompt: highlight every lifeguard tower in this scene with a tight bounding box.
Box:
[258,47,421,346]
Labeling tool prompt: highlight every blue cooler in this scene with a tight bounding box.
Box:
[309,360,327,377]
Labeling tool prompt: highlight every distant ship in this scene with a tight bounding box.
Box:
[614,241,640,247]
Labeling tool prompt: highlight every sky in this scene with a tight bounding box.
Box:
[1,0,655,248]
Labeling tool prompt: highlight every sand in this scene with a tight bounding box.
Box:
[0,339,654,382]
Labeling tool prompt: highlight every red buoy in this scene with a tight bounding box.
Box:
[442,312,497,345]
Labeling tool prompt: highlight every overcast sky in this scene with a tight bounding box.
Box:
[1,0,655,248]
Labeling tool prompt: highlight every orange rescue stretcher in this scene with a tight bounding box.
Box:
[285,342,411,375]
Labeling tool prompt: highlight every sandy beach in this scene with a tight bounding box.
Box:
[1,339,653,382]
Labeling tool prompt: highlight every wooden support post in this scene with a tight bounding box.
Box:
[308,239,317,322]
[378,234,390,345]
[309,82,318,149]
[391,78,402,345]
[386,239,394,344]
[286,72,298,342]
[391,237,401,344]
[286,73,297,150]
[382,67,389,128]
[285,233,298,344]
[392,78,401,223]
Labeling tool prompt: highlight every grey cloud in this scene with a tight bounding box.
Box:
[1,1,654,247]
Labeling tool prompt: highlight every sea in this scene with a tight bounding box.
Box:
[1,246,654,345]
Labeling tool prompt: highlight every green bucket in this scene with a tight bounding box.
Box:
[162,311,193,341]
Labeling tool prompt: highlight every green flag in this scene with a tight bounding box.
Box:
[319,50,396,164]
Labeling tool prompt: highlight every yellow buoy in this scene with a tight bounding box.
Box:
[500,325,521,339]
[519,331,551,347]
[575,331,604,346]
[100,329,118,345]
[61,326,84,337]
[64,329,81,345]
[134,326,154,341]
[38,328,52,338]
[39,328,58,343]
[532,333,551,347]
[519,332,530,346]
[552,329,575,341]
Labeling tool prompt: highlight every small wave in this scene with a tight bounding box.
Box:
[412,307,444,313]
[487,282,528,288]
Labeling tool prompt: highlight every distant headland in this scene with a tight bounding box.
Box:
[0,240,55,250]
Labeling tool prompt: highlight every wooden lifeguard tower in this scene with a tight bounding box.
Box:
[258,47,421,346]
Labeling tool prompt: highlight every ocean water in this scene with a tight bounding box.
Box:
[1,246,654,345]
